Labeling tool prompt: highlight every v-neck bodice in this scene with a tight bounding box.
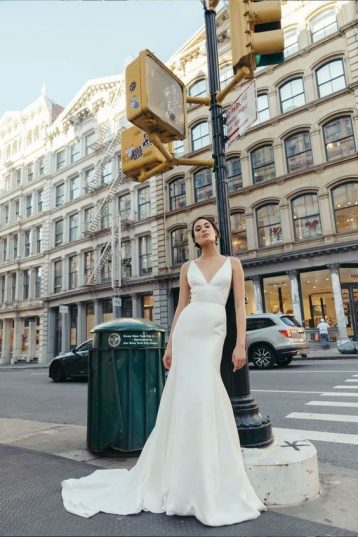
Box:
[188,256,232,306]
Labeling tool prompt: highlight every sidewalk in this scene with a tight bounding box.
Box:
[0,417,358,536]
[1,441,357,537]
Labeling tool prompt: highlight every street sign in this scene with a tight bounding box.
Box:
[59,305,69,314]
[112,297,122,307]
[226,79,257,143]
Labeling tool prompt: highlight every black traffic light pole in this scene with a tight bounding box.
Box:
[203,2,273,448]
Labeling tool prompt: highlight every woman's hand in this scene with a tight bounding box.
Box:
[162,347,173,370]
[232,345,247,372]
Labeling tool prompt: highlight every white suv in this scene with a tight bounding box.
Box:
[246,314,309,369]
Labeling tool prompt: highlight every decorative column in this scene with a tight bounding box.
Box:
[132,294,141,318]
[27,320,37,361]
[76,302,87,345]
[328,264,348,341]
[0,319,11,364]
[287,270,303,325]
[94,299,102,326]
[252,275,263,313]
[240,154,251,188]
[60,311,71,354]
[12,317,23,363]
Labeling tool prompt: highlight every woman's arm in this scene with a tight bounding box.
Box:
[165,261,191,350]
[231,256,247,371]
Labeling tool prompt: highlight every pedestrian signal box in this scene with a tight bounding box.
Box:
[229,0,284,74]
[121,126,169,182]
[125,49,187,144]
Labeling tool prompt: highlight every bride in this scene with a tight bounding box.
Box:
[61,215,266,526]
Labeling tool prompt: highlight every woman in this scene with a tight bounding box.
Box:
[62,216,266,526]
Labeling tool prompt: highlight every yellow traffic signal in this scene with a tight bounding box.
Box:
[125,49,187,144]
[121,126,166,182]
[229,0,284,74]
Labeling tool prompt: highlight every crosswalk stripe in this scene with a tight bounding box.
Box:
[274,427,358,446]
[286,412,358,423]
[306,401,358,408]
[252,389,323,394]
[334,385,358,389]
[345,379,358,382]
[321,392,358,397]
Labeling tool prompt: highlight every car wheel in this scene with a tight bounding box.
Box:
[250,344,276,369]
[275,356,293,367]
[50,362,64,382]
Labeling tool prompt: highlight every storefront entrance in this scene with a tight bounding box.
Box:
[342,284,358,340]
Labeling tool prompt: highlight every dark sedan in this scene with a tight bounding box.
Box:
[48,339,93,382]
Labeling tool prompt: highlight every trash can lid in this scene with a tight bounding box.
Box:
[91,317,165,333]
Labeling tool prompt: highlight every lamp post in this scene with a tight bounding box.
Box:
[203,1,273,448]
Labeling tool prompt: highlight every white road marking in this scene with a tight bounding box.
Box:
[275,427,358,446]
[321,392,358,397]
[333,385,358,389]
[286,412,358,423]
[306,401,358,408]
[344,379,358,382]
[251,389,324,394]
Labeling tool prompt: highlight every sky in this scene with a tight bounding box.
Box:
[0,0,207,117]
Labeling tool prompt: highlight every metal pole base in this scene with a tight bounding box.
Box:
[232,396,274,448]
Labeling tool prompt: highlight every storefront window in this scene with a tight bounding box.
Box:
[86,303,95,340]
[244,280,256,314]
[102,299,113,323]
[142,294,153,321]
[300,269,336,329]
[263,275,292,314]
[70,305,77,347]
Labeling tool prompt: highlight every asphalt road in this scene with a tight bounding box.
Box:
[0,359,357,470]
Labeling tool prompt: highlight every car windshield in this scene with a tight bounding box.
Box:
[76,339,93,352]
[280,315,301,327]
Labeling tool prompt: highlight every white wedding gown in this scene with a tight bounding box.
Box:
[62,256,266,526]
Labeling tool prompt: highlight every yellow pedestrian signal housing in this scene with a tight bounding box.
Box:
[125,49,187,144]
[121,125,172,183]
[229,0,284,75]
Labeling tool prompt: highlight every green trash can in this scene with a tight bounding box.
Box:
[87,318,166,455]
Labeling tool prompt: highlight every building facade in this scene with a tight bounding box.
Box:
[159,0,358,343]
[0,0,357,363]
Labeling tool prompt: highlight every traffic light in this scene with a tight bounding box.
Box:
[229,0,284,75]
[121,125,172,182]
[125,49,187,144]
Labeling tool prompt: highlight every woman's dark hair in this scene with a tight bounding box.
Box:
[191,216,220,250]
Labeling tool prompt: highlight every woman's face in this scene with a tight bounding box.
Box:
[193,219,216,248]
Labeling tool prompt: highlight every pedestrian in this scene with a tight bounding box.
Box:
[317,318,330,349]
[61,216,266,526]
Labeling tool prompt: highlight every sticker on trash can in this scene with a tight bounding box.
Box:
[120,332,161,347]
[108,333,121,348]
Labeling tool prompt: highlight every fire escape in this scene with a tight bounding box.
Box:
[84,86,133,288]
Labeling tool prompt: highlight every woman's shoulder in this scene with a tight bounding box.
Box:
[229,256,242,267]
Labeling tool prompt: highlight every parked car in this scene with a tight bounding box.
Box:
[246,314,309,369]
[48,339,93,382]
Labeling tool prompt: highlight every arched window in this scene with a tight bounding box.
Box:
[171,228,189,266]
[174,139,184,156]
[279,78,305,113]
[310,8,337,43]
[227,157,242,192]
[193,169,212,202]
[191,121,209,151]
[252,94,269,125]
[284,28,299,58]
[219,65,234,88]
[231,212,247,254]
[256,204,283,247]
[284,131,313,174]
[332,182,358,233]
[291,194,322,241]
[316,59,346,98]
[169,176,186,211]
[251,144,275,184]
[323,116,356,161]
[188,78,207,98]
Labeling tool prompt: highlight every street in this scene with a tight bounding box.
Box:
[1,359,358,536]
[1,359,358,469]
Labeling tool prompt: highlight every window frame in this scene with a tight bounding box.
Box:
[191,121,210,152]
